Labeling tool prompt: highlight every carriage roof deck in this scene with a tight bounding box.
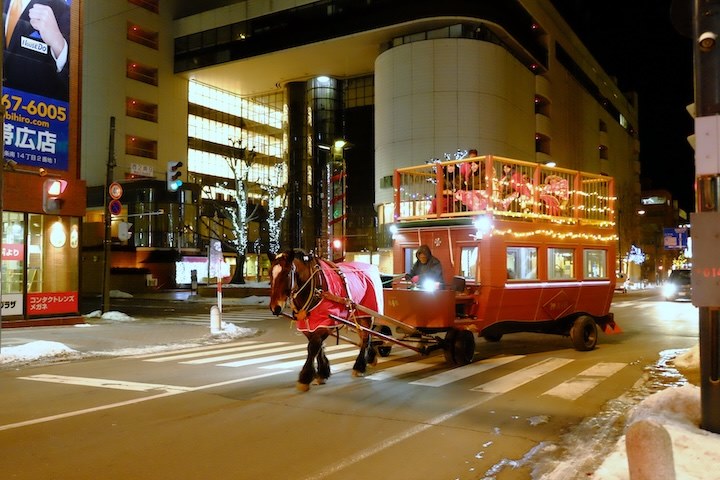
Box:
[392,154,615,227]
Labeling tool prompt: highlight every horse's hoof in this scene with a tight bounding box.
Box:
[312,377,327,385]
[370,358,378,367]
[296,382,310,392]
[351,370,365,377]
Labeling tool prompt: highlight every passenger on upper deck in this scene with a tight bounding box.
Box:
[404,244,444,287]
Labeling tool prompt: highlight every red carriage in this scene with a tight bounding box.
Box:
[270,155,620,390]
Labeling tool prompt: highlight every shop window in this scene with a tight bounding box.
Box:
[2,212,25,297]
[126,135,157,159]
[599,144,609,160]
[548,247,575,279]
[506,246,537,280]
[460,246,478,280]
[127,22,159,49]
[128,0,158,14]
[126,97,158,122]
[126,60,158,86]
[584,249,608,279]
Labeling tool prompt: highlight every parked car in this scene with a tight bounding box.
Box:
[663,269,692,301]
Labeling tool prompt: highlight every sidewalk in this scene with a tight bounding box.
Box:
[1,291,271,364]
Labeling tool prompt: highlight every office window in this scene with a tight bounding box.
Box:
[128,0,158,14]
[548,248,575,280]
[506,247,537,280]
[126,60,158,86]
[126,135,157,159]
[127,22,158,49]
[584,249,608,279]
[126,97,158,122]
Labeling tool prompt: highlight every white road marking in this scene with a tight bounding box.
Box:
[3,370,290,432]
[470,357,574,394]
[181,343,303,365]
[131,341,261,359]
[542,362,627,400]
[259,344,358,370]
[19,374,193,393]
[366,356,441,381]
[410,355,525,387]
[144,341,283,362]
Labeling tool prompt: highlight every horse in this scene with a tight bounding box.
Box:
[268,249,384,392]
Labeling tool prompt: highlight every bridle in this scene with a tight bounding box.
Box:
[281,253,325,316]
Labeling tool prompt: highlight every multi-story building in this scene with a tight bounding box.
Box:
[78,0,641,291]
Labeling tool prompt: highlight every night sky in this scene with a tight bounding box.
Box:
[551,0,696,212]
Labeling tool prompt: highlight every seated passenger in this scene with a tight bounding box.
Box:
[404,244,444,288]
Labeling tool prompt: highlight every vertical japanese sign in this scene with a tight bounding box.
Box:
[3,0,71,171]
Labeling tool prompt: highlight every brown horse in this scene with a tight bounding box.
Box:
[268,249,384,391]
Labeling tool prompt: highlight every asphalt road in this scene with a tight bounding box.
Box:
[0,289,699,479]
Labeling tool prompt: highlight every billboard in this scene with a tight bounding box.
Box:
[3,0,71,171]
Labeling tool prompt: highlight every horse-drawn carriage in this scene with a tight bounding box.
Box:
[270,155,620,390]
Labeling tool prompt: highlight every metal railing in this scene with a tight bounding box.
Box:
[393,155,615,226]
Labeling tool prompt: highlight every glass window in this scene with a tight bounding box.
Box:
[404,247,418,274]
[460,246,477,280]
[549,248,575,279]
[2,212,25,295]
[584,249,607,279]
[506,247,537,280]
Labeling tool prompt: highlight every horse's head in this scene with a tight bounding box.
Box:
[268,249,316,316]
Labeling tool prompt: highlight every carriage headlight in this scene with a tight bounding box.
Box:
[421,279,440,291]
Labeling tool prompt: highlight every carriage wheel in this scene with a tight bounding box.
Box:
[570,315,598,351]
[377,325,393,357]
[443,328,458,364]
[453,330,475,365]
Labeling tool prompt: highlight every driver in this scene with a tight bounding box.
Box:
[404,244,444,287]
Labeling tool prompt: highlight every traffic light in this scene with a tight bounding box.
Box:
[166,161,183,192]
[42,178,67,214]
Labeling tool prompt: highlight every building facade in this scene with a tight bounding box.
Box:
[79,0,641,288]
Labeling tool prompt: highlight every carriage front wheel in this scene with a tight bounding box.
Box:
[570,315,598,351]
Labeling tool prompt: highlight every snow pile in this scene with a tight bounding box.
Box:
[210,321,254,338]
[84,310,135,322]
[0,341,78,364]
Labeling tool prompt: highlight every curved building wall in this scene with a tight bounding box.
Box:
[375,38,536,206]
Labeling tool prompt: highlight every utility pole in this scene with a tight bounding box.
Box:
[691,0,720,433]
[102,117,116,313]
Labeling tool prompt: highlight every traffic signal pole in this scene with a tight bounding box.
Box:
[691,0,720,433]
[102,117,116,314]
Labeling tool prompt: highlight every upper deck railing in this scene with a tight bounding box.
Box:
[393,155,615,227]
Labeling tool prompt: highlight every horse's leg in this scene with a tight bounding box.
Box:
[314,331,331,385]
[363,319,378,368]
[352,318,372,377]
[298,331,323,391]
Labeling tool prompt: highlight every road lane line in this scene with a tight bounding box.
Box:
[410,355,525,387]
[302,391,501,480]
[2,370,290,432]
[470,357,574,393]
[541,362,627,400]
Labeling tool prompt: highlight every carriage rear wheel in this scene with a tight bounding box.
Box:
[570,315,598,351]
[453,330,475,365]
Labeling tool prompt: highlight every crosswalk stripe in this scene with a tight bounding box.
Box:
[259,344,358,370]
[132,341,259,359]
[367,357,441,381]
[20,374,193,393]
[181,343,305,365]
[410,355,525,387]
[144,342,278,363]
[541,362,627,400]
[470,357,574,394]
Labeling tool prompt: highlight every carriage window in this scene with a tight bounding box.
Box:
[548,248,575,279]
[584,249,607,279]
[506,247,537,280]
[403,247,418,274]
[460,246,478,280]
